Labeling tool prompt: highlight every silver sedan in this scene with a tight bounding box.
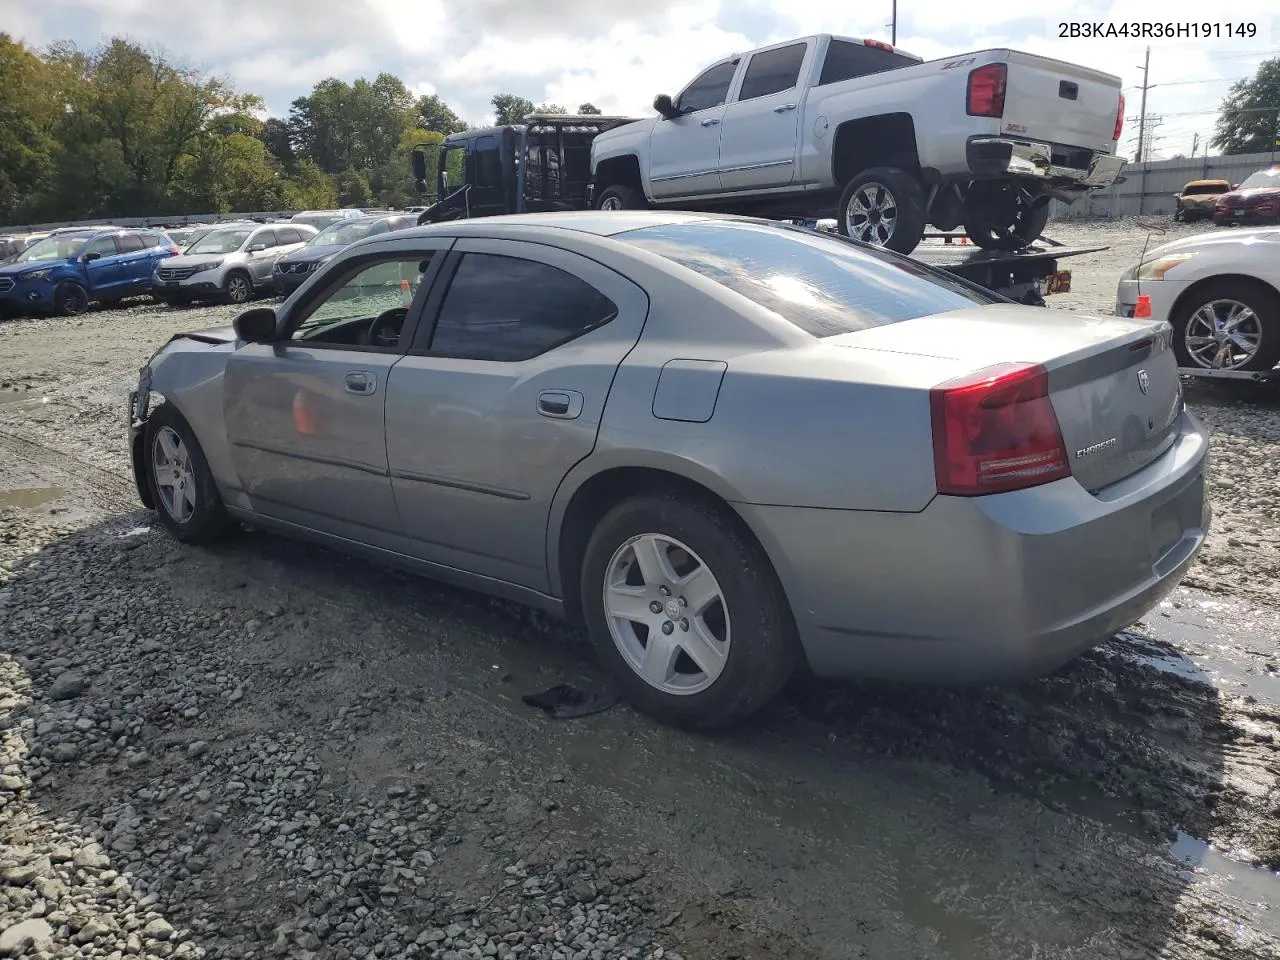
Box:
[127,211,1211,728]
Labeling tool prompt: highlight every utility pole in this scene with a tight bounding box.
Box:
[1135,46,1151,163]
[1191,132,1199,157]
[891,0,897,45]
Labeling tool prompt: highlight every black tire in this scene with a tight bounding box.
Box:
[224,270,253,305]
[143,403,236,544]
[580,491,800,730]
[1170,278,1280,373]
[835,167,927,254]
[53,281,90,316]
[596,184,647,211]
[962,182,1051,250]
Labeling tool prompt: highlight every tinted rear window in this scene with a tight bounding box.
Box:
[616,221,997,337]
[819,40,918,85]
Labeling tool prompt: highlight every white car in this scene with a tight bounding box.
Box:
[1115,226,1280,372]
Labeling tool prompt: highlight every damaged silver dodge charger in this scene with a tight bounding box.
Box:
[128,211,1211,728]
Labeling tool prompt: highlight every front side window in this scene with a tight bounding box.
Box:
[291,256,435,347]
[617,221,997,337]
[473,137,503,189]
[428,253,618,361]
[738,44,807,101]
[83,236,119,258]
[188,230,252,255]
[440,145,466,193]
[251,230,278,249]
[676,60,739,114]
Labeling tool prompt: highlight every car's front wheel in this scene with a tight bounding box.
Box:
[580,491,799,729]
[1171,279,1280,372]
[836,167,927,253]
[53,281,90,316]
[143,404,236,544]
[224,270,253,305]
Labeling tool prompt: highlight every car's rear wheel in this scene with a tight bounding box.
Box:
[962,182,1050,250]
[580,491,799,729]
[143,404,236,544]
[835,167,927,253]
[54,281,90,316]
[596,185,647,211]
[224,270,253,305]
[1171,279,1280,372]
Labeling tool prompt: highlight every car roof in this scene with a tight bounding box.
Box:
[399,209,749,241]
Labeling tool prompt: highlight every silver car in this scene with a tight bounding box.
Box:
[126,212,1210,728]
[152,223,317,305]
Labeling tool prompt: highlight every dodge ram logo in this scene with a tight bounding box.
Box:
[1137,369,1150,394]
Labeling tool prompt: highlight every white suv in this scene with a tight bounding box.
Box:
[152,223,317,305]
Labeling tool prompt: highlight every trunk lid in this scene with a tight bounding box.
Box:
[998,51,1122,153]
[830,304,1182,492]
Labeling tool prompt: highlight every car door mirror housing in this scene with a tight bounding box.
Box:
[234,307,279,343]
[654,94,680,119]
[249,242,267,253]
[82,252,101,262]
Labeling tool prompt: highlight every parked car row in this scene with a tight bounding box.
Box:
[1172,166,1280,227]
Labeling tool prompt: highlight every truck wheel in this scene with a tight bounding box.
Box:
[836,168,926,254]
[596,185,647,211]
[962,183,1050,250]
[1170,279,1280,372]
[54,281,90,316]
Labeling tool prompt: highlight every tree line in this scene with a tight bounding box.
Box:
[0,34,605,225]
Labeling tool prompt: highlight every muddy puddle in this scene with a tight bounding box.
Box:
[0,486,65,509]
[1171,831,1280,909]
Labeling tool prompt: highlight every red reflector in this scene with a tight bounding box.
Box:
[1134,295,1152,319]
[1113,92,1125,141]
[966,63,1007,118]
[863,38,894,51]
[929,362,1070,496]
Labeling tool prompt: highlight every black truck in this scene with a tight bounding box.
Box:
[410,114,1102,306]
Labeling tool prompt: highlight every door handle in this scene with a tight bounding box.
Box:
[700,117,720,127]
[344,371,377,396]
[773,103,797,112]
[537,390,584,419]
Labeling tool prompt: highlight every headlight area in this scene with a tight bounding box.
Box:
[190,260,223,274]
[22,268,54,282]
[1136,253,1196,281]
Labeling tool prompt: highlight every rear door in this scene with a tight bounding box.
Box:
[1000,51,1122,152]
[114,232,153,290]
[717,40,812,191]
[648,58,739,199]
[385,238,649,590]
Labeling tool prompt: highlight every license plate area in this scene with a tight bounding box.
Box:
[1234,209,1245,216]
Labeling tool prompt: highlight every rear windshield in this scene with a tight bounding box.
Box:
[615,220,998,337]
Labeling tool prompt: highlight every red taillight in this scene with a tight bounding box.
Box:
[966,63,1006,118]
[929,362,1070,496]
[1113,93,1125,141]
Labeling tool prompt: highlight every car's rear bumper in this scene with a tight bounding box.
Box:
[966,138,1125,190]
[736,408,1209,683]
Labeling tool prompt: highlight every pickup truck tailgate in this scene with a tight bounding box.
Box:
[999,51,1121,153]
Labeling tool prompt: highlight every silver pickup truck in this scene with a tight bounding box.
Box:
[590,34,1126,253]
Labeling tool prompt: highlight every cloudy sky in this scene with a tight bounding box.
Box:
[6,0,1279,159]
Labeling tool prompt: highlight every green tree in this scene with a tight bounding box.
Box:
[394,128,444,202]
[285,158,338,209]
[177,131,289,213]
[259,117,296,169]
[1213,57,1280,155]
[534,102,568,115]
[0,34,63,222]
[577,102,602,115]
[492,93,535,124]
[288,73,416,176]
[416,93,466,135]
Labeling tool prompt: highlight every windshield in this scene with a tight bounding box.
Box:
[15,234,91,263]
[309,221,380,246]
[1239,169,1280,190]
[1182,183,1227,195]
[187,230,251,255]
[616,220,998,337]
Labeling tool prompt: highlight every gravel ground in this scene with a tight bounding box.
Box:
[1,216,1279,960]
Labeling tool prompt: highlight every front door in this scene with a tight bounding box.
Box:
[247,229,280,285]
[385,237,649,591]
[647,58,739,200]
[717,41,809,191]
[81,235,123,298]
[222,244,450,547]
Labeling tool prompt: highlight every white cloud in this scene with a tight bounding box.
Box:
[9,0,1279,157]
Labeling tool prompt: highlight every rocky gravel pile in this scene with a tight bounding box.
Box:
[0,512,683,960]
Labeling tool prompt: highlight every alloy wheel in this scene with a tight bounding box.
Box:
[1184,298,1263,369]
[602,533,731,695]
[845,182,898,246]
[152,426,197,523]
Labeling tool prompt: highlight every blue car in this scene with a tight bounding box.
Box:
[0,227,179,317]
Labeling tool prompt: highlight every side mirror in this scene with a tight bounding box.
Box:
[233,307,278,343]
[654,94,680,120]
[249,243,267,252]
[411,150,427,183]
[82,252,101,262]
